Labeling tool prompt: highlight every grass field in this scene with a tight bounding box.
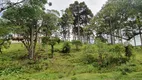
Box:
[0,43,142,80]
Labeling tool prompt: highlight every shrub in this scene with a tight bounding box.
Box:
[71,76,77,80]
[72,40,82,50]
[121,70,127,75]
[82,54,95,64]
[95,38,109,67]
[61,41,71,53]
[58,73,64,78]
[81,45,97,64]
[54,37,61,44]
[125,44,133,58]
[110,44,125,58]
[0,39,11,53]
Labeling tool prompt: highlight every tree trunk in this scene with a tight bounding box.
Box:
[110,35,114,44]
[77,6,80,41]
[51,45,54,58]
[30,26,34,59]
[139,27,142,46]
[134,36,137,46]
[0,48,2,54]
[109,19,114,44]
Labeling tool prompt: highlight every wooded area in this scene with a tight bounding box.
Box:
[0,0,142,80]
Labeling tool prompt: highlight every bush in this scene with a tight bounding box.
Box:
[82,54,95,64]
[72,40,82,50]
[125,44,133,58]
[95,38,109,67]
[54,37,61,44]
[121,70,127,75]
[109,44,125,58]
[61,42,71,53]
[81,45,97,64]
[71,76,77,80]
[58,73,64,78]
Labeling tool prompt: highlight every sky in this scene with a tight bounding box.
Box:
[8,0,108,15]
[46,0,108,15]
[0,0,107,16]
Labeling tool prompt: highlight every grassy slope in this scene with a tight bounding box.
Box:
[0,43,142,80]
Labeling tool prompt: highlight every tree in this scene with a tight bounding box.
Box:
[0,0,26,12]
[68,1,93,41]
[42,10,60,37]
[0,18,11,53]
[60,9,73,41]
[2,0,49,59]
[92,0,142,45]
[40,10,60,55]
[48,38,57,58]
[83,25,94,43]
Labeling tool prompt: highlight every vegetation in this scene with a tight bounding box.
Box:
[0,43,141,80]
[72,40,82,50]
[0,0,142,80]
[62,41,71,53]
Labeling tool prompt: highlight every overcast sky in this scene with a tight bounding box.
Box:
[1,0,108,16]
[47,0,108,15]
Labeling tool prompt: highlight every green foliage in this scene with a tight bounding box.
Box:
[109,44,125,58]
[125,44,133,58]
[2,0,51,59]
[48,38,58,58]
[54,37,61,44]
[0,40,11,53]
[94,39,129,67]
[81,44,96,64]
[42,37,50,48]
[72,40,82,50]
[42,37,50,45]
[42,11,60,36]
[81,54,96,64]
[62,41,71,53]
[68,1,93,26]
[92,0,142,42]
[3,40,11,49]
[95,38,109,54]
[0,43,142,80]
[49,38,57,46]
[95,38,109,66]
[0,18,11,36]
[71,76,77,80]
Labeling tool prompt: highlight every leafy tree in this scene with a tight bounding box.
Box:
[40,10,60,55]
[42,10,60,37]
[60,9,73,41]
[0,0,25,12]
[2,0,48,59]
[0,18,11,53]
[83,25,94,43]
[92,0,142,45]
[48,38,57,58]
[68,1,93,41]
[42,36,50,48]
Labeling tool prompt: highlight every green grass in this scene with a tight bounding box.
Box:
[0,43,142,80]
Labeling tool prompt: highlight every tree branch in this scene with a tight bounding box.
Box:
[106,31,142,41]
[0,0,25,12]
